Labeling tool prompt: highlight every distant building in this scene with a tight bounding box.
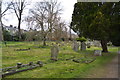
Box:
[3,25,27,35]
[4,25,18,36]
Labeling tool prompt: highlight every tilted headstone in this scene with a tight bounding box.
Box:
[51,44,59,61]
[72,41,79,51]
[94,50,102,56]
[81,42,86,50]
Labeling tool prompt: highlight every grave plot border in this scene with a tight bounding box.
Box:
[72,57,96,64]
[2,61,43,77]
[15,48,31,51]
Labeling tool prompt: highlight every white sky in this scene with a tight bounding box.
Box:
[2,0,77,33]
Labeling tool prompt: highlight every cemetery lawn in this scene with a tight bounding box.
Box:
[1,41,118,78]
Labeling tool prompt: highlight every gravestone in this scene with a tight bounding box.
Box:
[94,50,102,56]
[81,42,86,50]
[87,43,91,48]
[93,41,101,47]
[72,41,79,51]
[51,43,59,61]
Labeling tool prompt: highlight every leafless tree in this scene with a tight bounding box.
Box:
[52,17,66,41]
[45,0,63,40]
[11,0,28,41]
[28,2,48,46]
[26,0,63,45]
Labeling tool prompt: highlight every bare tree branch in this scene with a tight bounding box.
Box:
[11,0,28,41]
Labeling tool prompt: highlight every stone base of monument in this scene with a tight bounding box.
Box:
[51,58,58,61]
[2,61,43,77]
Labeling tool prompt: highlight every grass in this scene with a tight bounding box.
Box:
[1,41,118,78]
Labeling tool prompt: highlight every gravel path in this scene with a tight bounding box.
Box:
[85,55,119,78]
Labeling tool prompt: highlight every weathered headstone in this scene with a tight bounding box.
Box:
[72,41,79,51]
[81,42,86,50]
[51,43,59,61]
[87,43,91,48]
[94,41,101,47]
[94,50,102,56]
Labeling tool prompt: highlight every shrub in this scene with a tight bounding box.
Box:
[76,37,87,42]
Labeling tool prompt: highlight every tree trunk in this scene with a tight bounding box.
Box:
[18,17,22,41]
[69,27,72,40]
[0,1,3,41]
[101,40,108,52]
[1,22,4,41]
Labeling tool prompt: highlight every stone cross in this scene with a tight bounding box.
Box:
[51,43,59,61]
[94,50,102,56]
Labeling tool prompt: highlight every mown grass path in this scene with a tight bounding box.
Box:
[84,55,118,78]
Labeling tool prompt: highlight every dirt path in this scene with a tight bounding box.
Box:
[85,55,119,78]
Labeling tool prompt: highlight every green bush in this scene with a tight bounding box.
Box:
[76,37,87,42]
[3,30,12,41]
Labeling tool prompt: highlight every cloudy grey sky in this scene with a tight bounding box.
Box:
[2,0,77,31]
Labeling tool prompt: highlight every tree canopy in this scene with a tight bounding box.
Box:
[71,2,120,52]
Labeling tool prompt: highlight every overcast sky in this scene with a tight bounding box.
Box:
[2,0,77,32]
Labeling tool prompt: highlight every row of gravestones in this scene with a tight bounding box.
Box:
[50,41,102,61]
[72,41,86,51]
